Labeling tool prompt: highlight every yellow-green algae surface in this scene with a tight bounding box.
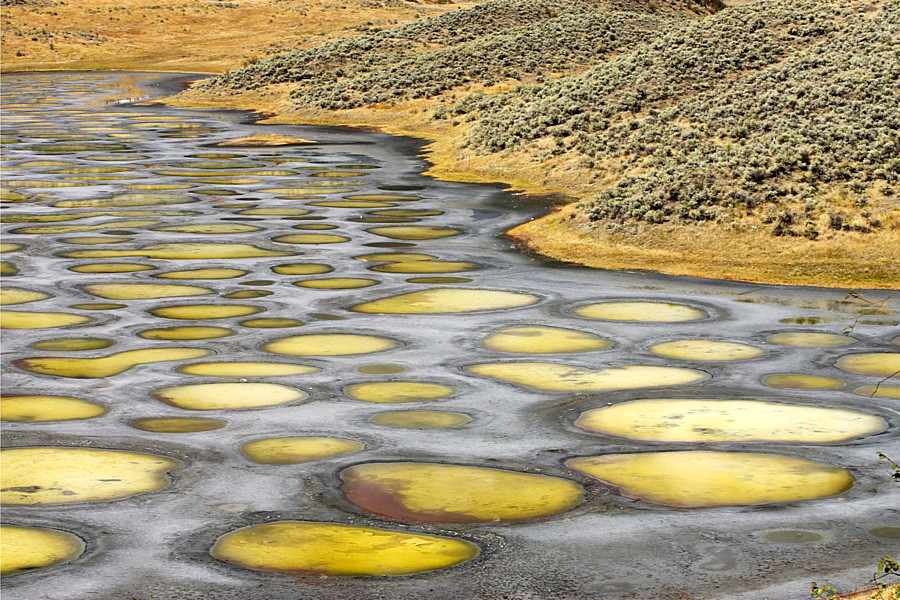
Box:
[81,283,211,300]
[344,381,454,403]
[241,437,365,464]
[13,348,210,378]
[0,310,92,329]
[177,362,320,376]
[263,333,400,356]
[482,325,612,354]
[0,287,50,305]
[762,374,845,390]
[1,394,106,422]
[465,363,708,391]
[0,525,85,577]
[572,302,707,322]
[836,353,900,376]
[648,340,766,361]
[574,399,886,443]
[350,288,538,314]
[340,462,584,523]
[128,417,227,433]
[368,410,472,428]
[153,382,307,410]
[210,522,479,576]
[0,447,181,504]
[566,452,853,508]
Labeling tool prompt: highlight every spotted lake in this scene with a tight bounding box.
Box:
[1,72,898,600]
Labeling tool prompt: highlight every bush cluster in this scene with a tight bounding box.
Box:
[457,0,899,236]
[200,0,898,238]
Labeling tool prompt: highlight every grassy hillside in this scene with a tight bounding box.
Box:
[176,0,899,286]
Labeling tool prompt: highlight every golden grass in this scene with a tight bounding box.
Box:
[1,0,477,74]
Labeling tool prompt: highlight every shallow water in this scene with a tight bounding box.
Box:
[1,72,898,600]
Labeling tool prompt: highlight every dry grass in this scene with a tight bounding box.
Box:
[0,0,476,74]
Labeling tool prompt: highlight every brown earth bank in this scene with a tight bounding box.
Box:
[4,0,899,289]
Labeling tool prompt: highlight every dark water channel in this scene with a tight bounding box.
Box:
[1,71,899,600]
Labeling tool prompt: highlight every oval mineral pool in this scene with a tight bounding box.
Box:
[566,452,853,508]
[482,325,612,354]
[345,194,420,202]
[368,411,471,429]
[366,226,460,240]
[836,353,900,376]
[370,261,480,274]
[1,394,107,422]
[295,278,379,290]
[128,417,227,433]
[69,263,155,273]
[762,374,844,390]
[81,283,212,300]
[762,530,825,544]
[572,302,707,322]
[153,224,263,235]
[31,337,113,351]
[465,363,708,392]
[0,525,85,576]
[238,208,310,216]
[307,200,388,209]
[59,243,292,260]
[237,318,302,328]
[573,399,886,443]
[177,362,320,377]
[868,527,900,539]
[153,268,247,280]
[350,288,538,314]
[61,237,132,245]
[272,234,349,245]
[68,303,126,310]
[766,333,855,347]
[53,193,195,208]
[210,521,479,576]
[0,447,181,505]
[263,334,399,356]
[344,382,454,404]
[271,263,333,275]
[148,304,261,320]
[138,326,234,340]
[341,462,584,523]
[649,340,766,361]
[240,437,365,464]
[854,385,900,399]
[12,348,210,378]
[0,310,93,329]
[292,224,337,231]
[0,287,50,305]
[153,382,307,411]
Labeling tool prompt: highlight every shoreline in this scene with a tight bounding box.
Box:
[166,86,900,291]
